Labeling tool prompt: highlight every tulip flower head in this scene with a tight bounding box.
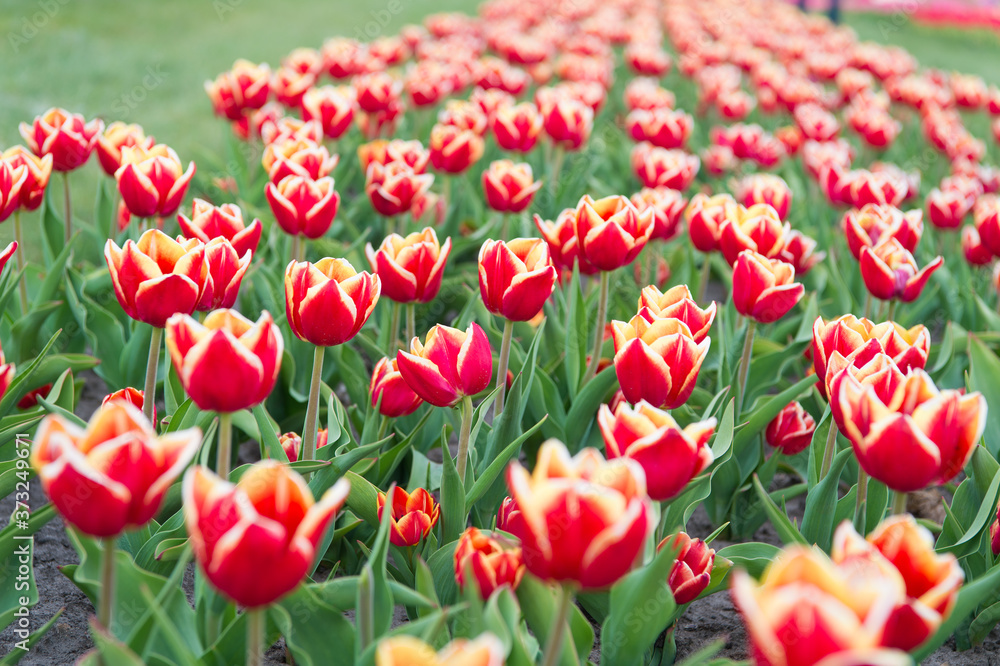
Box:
[265,174,341,239]
[277,430,329,463]
[96,122,153,177]
[365,161,434,218]
[184,462,348,607]
[19,107,102,172]
[177,199,262,258]
[573,194,655,272]
[166,309,283,413]
[731,251,804,324]
[630,187,687,242]
[115,144,196,219]
[478,238,556,322]
[492,102,543,153]
[365,228,451,304]
[660,532,715,605]
[377,486,440,547]
[33,402,201,537]
[2,146,52,212]
[0,161,27,223]
[859,238,943,302]
[285,258,380,346]
[429,123,485,174]
[637,284,716,343]
[375,634,505,666]
[685,193,736,253]
[482,160,542,214]
[396,323,492,407]
[454,527,524,599]
[765,401,816,455]
[204,60,271,121]
[370,357,423,418]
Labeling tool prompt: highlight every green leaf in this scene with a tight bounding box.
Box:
[936,464,1000,557]
[271,585,356,666]
[564,366,617,450]
[733,374,816,454]
[563,266,587,400]
[466,416,546,508]
[751,475,807,546]
[439,433,466,545]
[515,577,593,666]
[344,471,382,528]
[913,563,1000,660]
[801,447,852,551]
[969,335,1000,458]
[715,542,781,579]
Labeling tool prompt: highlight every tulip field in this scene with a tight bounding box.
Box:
[6,0,1000,664]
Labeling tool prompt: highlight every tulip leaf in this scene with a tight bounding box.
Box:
[80,619,146,666]
[564,366,618,450]
[936,466,1000,557]
[515,576,594,666]
[968,335,1000,458]
[800,447,852,550]
[715,542,781,579]
[807,408,835,489]
[440,433,466,544]
[969,600,1000,646]
[733,373,816,456]
[913,562,1000,661]
[271,585,356,666]
[563,265,587,400]
[600,537,681,665]
[931,321,956,376]
[793,293,818,343]
[466,416,547,509]
[343,471,382,528]
[426,539,460,605]
[0,330,62,417]
[751,475,807,546]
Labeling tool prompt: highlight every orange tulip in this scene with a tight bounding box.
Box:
[1,146,52,212]
[574,194,655,272]
[177,199,262,258]
[375,634,505,666]
[598,401,714,501]
[115,144,196,218]
[19,107,102,172]
[859,238,942,302]
[284,258,380,347]
[32,402,201,537]
[96,122,153,177]
[365,228,451,304]
[482,160,541,214]
[454,527,524,599]
[265,175,340,239]
[506,440,652,590]
[165,309,283,413]
[377,486,440,547]
[837,369,984,492]
[611,315,710,409]
[184,462,348,607]
[478,238,556,322]
[430,123,484,174]
[396,323,493,407]
[731,251,804,324]
[105,229,207,327]
[637,284,716,342]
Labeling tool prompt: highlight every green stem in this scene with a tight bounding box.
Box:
[108,186,120,239]
[863,292,872,320]
[493,319,514,420]
[291,234,304,264]
[245,607,265,666]
[582,271,611,385]
[697,253,711,303]
[405,302,416,348]
[892,490,908,515]
[549,146,565,197]
[63,172,72,243]
[143,326,163,424]
[98,537,115,630]
[217,412,233,480]
[389,301,402,352]
[887,299,898,322]
[442,177,452,222]
[540,585,574,666]
[736,321,757,414]
[501,213,510,240]
[456,395,474,481]
[13,210,27,315]
[854,468,868,532]
[820,421,838,479]
[302,346,325,470]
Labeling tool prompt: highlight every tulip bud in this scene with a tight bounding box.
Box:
[454,527,524,599]
[482,160,542,214]
[365,228,450,304]
[285,258,380,347]
[377,486,440,547]
[19,108,102,172]
[105,229,207,328]
[765,401,816,455]
[731,251,804,324]
[859,238,943,303]
[660,532,714,605]
[478,238,556,322]
[611,316,710,409]
[2,146,52,212]
[396,323,492,407]
[495,496,523,536]
[506,440,652,590]
[265,175,340,239]
[184,462,348,607]
[115,144,196,218]
[177,199,262,258]
[166,309,283,413]
[598,401,714,501]
[0,343,14,403]
[637,284,716,343]
[370,357,423,418]
[276,429,329,463]
[33,402,201,537]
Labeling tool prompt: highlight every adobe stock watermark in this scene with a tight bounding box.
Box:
[109,65,169,118]
[353,0,408,41]
[10,433,34,652]
[7,0,72,53]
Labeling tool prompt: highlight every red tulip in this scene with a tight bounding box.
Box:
[377,486,440,547]
[0,161,27,223]
[365,228,450,304]
[102,388,150,421]
[765,401,816,455]
[96,122,153,177]
[265,175,340,239]
[177,199,262,258]
[843,204,923,261]
[859,239,943,302]
[492,102,543,153]
[505,440,652,590]
[184,462,348,607]
[396,323,493,407]
[105,229,207,327]
[438,100,488,135]
[166,309,283,413]
[685,193,735,253]
[285,258,380,346]
[732,251,804,323]
[482,160,541,213]
[370,357,423,418]
[276,430,329,463]
[495,496,523,536]
[630,187,686,242]
[573,194,655,271]
[637,284,716,343]
[533,208,597,276]
[926,187,973,230]
[718,203,788,266]
[354,71,403,113]
[32,402,201,537]
[272,67,315,109]
[301,85,356,140]
[837,369,985,492]
[204,60,271,121]
[778,230,825,275]
[478,238,556,322]
[611,315,710,409]
[660,532,715,605]
[365,162,434,218]
[626,108,693,150]
[194,238,251,311]
[624,44,671,76]
[598,401,714,501]
[541,98,594,150]
[19,107,102,171]
[454,527,524,599]
[321,38,369,79]
[429,123,484,174]
[631,143,700,190]
[263,140,338,184]
[115,144,196,218]
[2,146,52,212]
[735,174,791,220]
[962,225,993,266]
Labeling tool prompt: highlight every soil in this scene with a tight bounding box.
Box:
[2,371,998,664]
